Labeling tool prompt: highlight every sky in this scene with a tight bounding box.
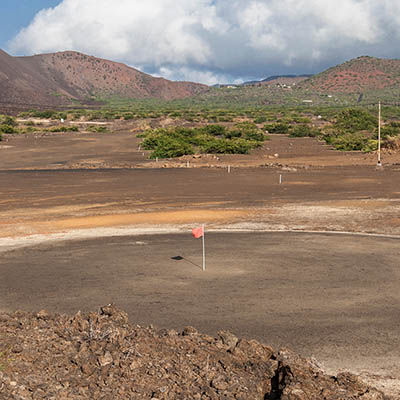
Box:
[2,0,400,85]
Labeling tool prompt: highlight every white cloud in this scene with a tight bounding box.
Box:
[9,0,400,84]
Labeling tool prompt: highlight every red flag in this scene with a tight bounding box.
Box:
[192,226,204,239]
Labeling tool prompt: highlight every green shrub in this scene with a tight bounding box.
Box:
[139,123,268,158]
[86,125,108,133]
[378,125,400,139]
[48,125,79,132]
[0,115,17,126]
[324,132,368,151]
[20,126,38,133]
[289,124,320,138]
[263,122,290,134]
[232,122,265,141]
[32,110,58,119]
[199,124,226,136]
[200,138,260,154]
[362,139,378,152]
[335,108,377,133]
[144,135,194,158]
[223,129,242,139]
[244,130,267,141]
[122,113,134,120]
[0,124,17,133]
[254,116,267,123]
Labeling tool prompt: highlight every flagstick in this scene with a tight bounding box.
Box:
[202,224,206,271]
[377,101,382,167]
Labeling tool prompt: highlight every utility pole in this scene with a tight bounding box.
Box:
[377,101,382,167]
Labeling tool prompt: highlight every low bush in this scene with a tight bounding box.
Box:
[0,115,17,126]
[334,108,377,133]
[31,110,58,119]
[263,122,290,134]
[291,116,312,124]
[200,138,261,154]
[322,132,372,151]
[17,110,68,120]
[20,127,38,134]
[86,125,108,133]
[139,123,268,158]
[142,131,194,158]
[253,116,267,123]
[0,124,17,134]
[48,125,79,132]
[289,124,320,138]
[377,125,400,139]
[198,124,226,136]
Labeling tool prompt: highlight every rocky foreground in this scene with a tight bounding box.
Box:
[0,305,388,399]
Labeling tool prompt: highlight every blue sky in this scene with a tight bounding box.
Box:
[0,0,61,50]
[2,0,400,84]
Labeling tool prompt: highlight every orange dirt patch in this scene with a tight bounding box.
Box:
[51,209,251,230]
[0,209,254,238]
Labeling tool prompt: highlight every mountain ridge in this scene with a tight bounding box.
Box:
[0,49,208,108]
[297,56,400,93]
[243,74,313,86]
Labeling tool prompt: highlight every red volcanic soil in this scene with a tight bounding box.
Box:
[0,50,208,109]
[298,56,400,93]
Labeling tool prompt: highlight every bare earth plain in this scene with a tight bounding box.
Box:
[1,119,400,397]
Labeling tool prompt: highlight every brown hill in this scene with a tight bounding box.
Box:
[0,49,67,108]
[297,56,400,93]
[0,50,208,109]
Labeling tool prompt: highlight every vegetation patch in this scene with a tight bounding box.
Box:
[0,115,18,135]
[18,110,67,120]
[139,123,268,159]
[334,108,377,133]
[322,131,375,151]
[263,122,290,134]
[6,104,399,155]
[0,124,17,134]
[48,125,79,132]
[86,125,109,133]
[289,124,320,138]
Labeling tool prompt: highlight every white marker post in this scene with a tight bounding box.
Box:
[228,165,231,173]
[202,224,206,272]
[279,174,282,184]
[377,101,382,167]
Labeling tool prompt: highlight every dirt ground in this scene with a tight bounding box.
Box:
[1,122,400,397]
[2,120,400,169]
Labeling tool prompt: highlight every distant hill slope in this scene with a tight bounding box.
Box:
[0,50,208,108]
[0,49,66,107]
[244,74,312,86]
[202,56,400,107]
[297,56,400,93]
